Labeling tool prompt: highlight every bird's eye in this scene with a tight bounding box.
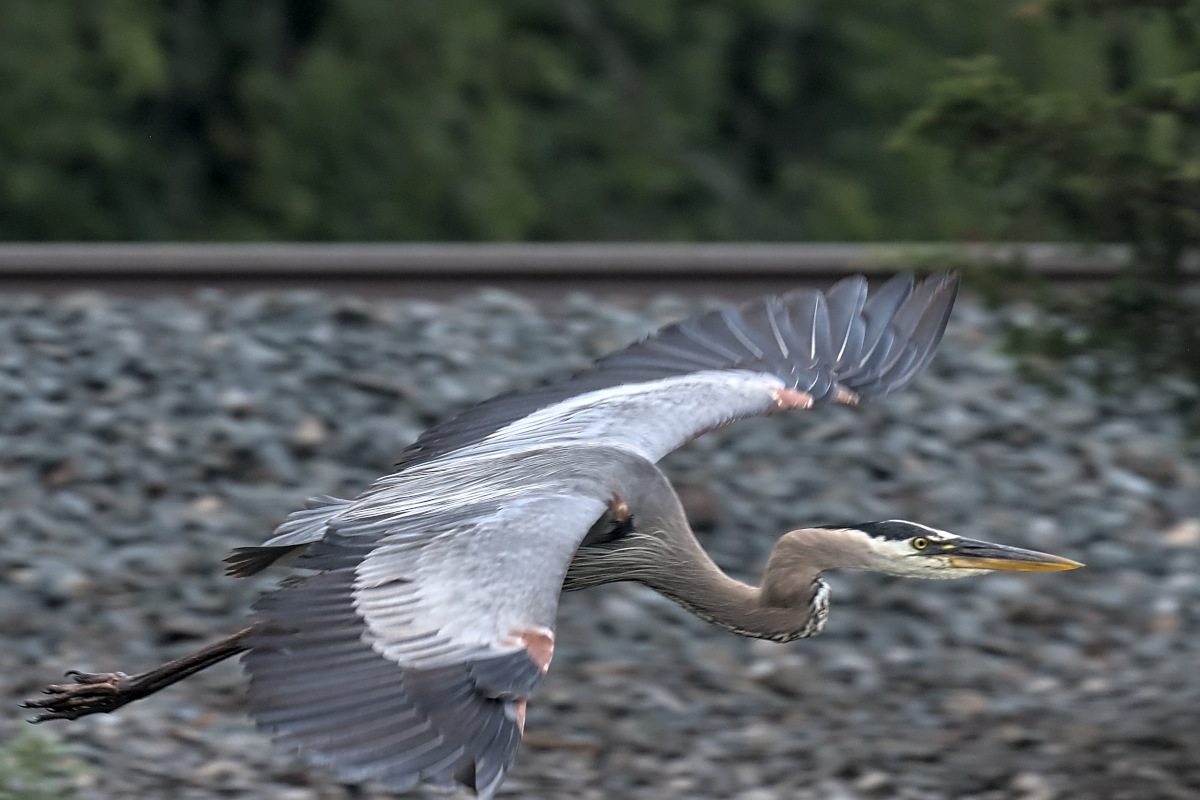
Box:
[911,537,929,551]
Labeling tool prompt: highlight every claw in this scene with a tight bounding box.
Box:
[63,670,127,684]
[20,671,133,723]
[19,626,254,724]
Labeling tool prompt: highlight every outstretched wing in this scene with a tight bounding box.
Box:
[247,446,673,799]
[396,273,957,467]
[229,272,958,576]
[240,274,960,796]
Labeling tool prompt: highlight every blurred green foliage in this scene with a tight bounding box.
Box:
[903,0,1200,390]
[0,733,83,800]
[0,0,1163,241]
[903,1,1200,282]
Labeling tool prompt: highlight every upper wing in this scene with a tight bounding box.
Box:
[229,272,958,577]
[247,446,671,799]
[396,273,958,467]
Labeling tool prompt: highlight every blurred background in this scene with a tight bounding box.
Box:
[1,2,1199,799]
[0,0,1193,246]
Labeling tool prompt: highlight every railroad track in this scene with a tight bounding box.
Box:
[0,242,1186,298]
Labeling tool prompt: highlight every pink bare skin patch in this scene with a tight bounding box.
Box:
[514,628,555,672]
[501,626,555,675]
[497,628,553,734]
[771,387,815,411]
[608,493,631,524]
[834,386,860,405]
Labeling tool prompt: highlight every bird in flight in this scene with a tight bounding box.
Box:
[24,273,1081,797]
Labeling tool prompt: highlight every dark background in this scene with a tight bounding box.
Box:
[4,1,1194,244]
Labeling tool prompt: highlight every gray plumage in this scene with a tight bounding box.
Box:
[24,273,1081,797]
[234,274,962,797]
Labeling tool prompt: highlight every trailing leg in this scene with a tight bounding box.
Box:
[21,625,255,722]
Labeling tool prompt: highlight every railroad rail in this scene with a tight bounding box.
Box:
[0,242,1188,298]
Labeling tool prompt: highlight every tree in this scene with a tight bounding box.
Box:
[902,0,1200,387]
[0,1,1038,241]
[904,1,1200,281]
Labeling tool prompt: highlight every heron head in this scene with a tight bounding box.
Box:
[808,520,1083,579]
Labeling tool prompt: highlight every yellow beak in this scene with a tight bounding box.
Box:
[945,539,1084,572]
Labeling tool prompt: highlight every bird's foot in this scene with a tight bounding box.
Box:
[21,627,254,723]
[21,670,143,722]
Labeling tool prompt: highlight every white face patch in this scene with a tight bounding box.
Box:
[857,524,984,580]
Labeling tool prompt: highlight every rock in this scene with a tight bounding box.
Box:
[2,287,1198,800]
[1163,518,1200,547]
[290,415,328,449]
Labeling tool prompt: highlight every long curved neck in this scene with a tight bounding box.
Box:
[570,457,830,642]
[638,531,830,643]
[565,519,830,643]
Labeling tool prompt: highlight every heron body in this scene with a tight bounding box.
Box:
[24,274,1082,798]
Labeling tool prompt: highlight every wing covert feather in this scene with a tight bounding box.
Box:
[396,273,958,468]
[245,448,672,799]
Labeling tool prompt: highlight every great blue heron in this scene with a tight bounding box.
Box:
[23,273,1081,798]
